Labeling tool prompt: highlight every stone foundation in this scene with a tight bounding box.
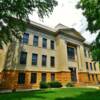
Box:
[0,71,100,89]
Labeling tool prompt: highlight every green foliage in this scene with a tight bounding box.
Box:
[48,81,62,88]
[91,33,100,61]
[40,81,48,89]
[66,82,75,87]
[76,0,100,61]
[0,0,58,47]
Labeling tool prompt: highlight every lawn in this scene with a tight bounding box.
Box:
[0,88,100,100]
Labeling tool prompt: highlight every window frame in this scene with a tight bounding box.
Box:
[67,46,75,60]
[41,73,46,82]
[42,38,47,48]
[42,55,47,66]
[31,73,37,84]
[33,35,39,47]
[18,72,25,84]
[50,56,55,67]
[32,53,38,65]
[51,40,55,50]
[22,33,29,44]
[20,51,27,65]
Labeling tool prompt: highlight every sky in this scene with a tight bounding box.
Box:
[29,0,98,44]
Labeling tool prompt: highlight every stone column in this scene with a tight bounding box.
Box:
[56,36,68,71]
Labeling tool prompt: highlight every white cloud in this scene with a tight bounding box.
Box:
[29,0,97,43]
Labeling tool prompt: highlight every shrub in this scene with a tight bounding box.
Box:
[40,81,48,89]
[66,82,74,87]
[48,81,62,88]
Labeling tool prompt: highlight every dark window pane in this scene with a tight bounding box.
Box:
[90,63,92,70]
[20,52,27,64]
[92,74,94,81]
[42,73,46,82]
[67,47,75,59]
[31,73,37,83]
[51,40,55,49]
[86,62,88,70]
[33,35,38,47]
[32,53,38,65]
[51,73,55,81]
[51,56,55,67]
[42,55,47,66]
[88,74,90,81]
[18,73,25,84]
[94,63,96,71]
[22,33,29,44]
[42,38,47,48]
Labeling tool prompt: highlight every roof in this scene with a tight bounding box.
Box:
[28,21,85,41]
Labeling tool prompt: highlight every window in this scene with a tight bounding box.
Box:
[50,56,55,67]
[94,63,96,71]
[51,40,55,49]
[42,38,47,48]
[31,73,37,83]
[86,62,88,70]
[42,55,47,66]
[88,74,90,81]
[32,53,38,65]
[90,63,93,70]
[33,35,39,47]
[92,74,94,81]
[20,52,27,64]
[42,73,46,82]
[18,73,25,84]
[51,73,55,81]
[22,33,29,44]
[96,74,98,81]
[67,47,75,59]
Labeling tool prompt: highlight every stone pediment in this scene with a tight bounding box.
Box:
[55,24,85,41]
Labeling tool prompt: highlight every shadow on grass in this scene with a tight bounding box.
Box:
[56,90,100,100]
[0,90,55,100]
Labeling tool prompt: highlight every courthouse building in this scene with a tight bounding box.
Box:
[0,21,100,89]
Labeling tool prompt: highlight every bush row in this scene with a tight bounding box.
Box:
[40,81,62,89]
[40,81,75,89]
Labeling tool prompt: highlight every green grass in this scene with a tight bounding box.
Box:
[0,88,100,100]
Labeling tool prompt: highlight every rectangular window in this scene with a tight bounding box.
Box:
[90,63,93,70]
[22,33,29,44]
[92,74,94,81]
[88,74,90,81]
[32,53,38,65]
[67,47,75,59]
[42,38,47,48]
[94,63,96,71]
[51,40,55,49]
[33,35,39,47]
[51,56,55,67]
[20,52,27,64]
[51,73,55,81]
[18,73,25,84]
[84,48,87,57]
[86,62,88,70]
[42,73,46,82]
[42,55,47,66]
[96,74,98,81]
[31,73,37,84]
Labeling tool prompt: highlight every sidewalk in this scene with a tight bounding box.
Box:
[0,88,40,93]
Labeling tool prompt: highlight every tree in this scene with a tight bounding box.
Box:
[0,0,58,47]
[77,0,100,61]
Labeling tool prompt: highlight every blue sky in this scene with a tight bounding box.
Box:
[29,0,98,44]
